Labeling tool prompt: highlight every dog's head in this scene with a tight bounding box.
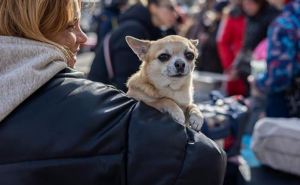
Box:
[126,35,198,86]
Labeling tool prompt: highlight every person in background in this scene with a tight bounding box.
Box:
[232,0,280,96]
[216,0,247,96]
[0,0,226,184]
[241,0,279,52]
[88,0,179,91]
[186,0,228,74]
[254,0,300,117]
[93,0,128,50]
[245,0,287,131]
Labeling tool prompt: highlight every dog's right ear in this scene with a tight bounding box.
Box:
[190,39,199,46]
[125,36,151,61]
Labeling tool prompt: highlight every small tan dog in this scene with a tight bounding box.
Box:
[125,35,203,131]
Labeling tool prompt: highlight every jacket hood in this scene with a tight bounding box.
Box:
[118,4,155,31]
[0,36,67,122]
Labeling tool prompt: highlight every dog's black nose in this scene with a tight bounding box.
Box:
[175,60,185,72]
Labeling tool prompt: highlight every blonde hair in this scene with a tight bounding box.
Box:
[0,0,80,58]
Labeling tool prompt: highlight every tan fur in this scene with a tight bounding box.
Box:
[126,35,203,131]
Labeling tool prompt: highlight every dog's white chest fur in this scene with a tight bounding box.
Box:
[158,80,193,106]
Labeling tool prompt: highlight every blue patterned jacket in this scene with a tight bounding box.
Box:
[256,0,300,93]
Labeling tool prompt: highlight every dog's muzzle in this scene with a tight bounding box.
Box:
[174,60,185,74]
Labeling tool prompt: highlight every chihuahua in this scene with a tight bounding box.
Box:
[125,35,203,131]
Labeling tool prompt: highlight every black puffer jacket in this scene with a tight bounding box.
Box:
[0,68,226,185]
[88,4,173,91]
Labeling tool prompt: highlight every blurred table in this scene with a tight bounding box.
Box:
[193,71,228,102]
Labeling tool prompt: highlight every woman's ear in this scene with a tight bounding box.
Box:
[125,36,151,61]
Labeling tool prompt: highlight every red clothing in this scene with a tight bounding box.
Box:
[217,14,247,96]
[226,78,247,96]
[217,15,246,71]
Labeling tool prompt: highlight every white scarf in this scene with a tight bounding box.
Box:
[0,36,67,122]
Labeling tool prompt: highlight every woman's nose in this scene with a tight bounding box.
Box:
[77,28,88,44]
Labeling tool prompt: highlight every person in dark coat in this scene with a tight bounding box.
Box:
[0,0,226,185]
[242,0,280,51]
[186,0,228,74]
[232,0,280,96]
[93,0,128,50]
[88,0,179,91]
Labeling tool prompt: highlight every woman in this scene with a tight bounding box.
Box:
[88,0,179,91]
[0,0,226,185]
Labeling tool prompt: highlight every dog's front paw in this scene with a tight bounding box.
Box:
[188,109,204,132]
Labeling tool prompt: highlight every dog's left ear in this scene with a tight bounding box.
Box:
[126,36,151,61]
[190,39,199,47]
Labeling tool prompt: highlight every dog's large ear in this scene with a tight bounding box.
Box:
[190,39,199,47]
[125,36,151,61]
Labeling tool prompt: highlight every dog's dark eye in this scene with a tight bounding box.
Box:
[158,53,171,62]
[185,52,195,60]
